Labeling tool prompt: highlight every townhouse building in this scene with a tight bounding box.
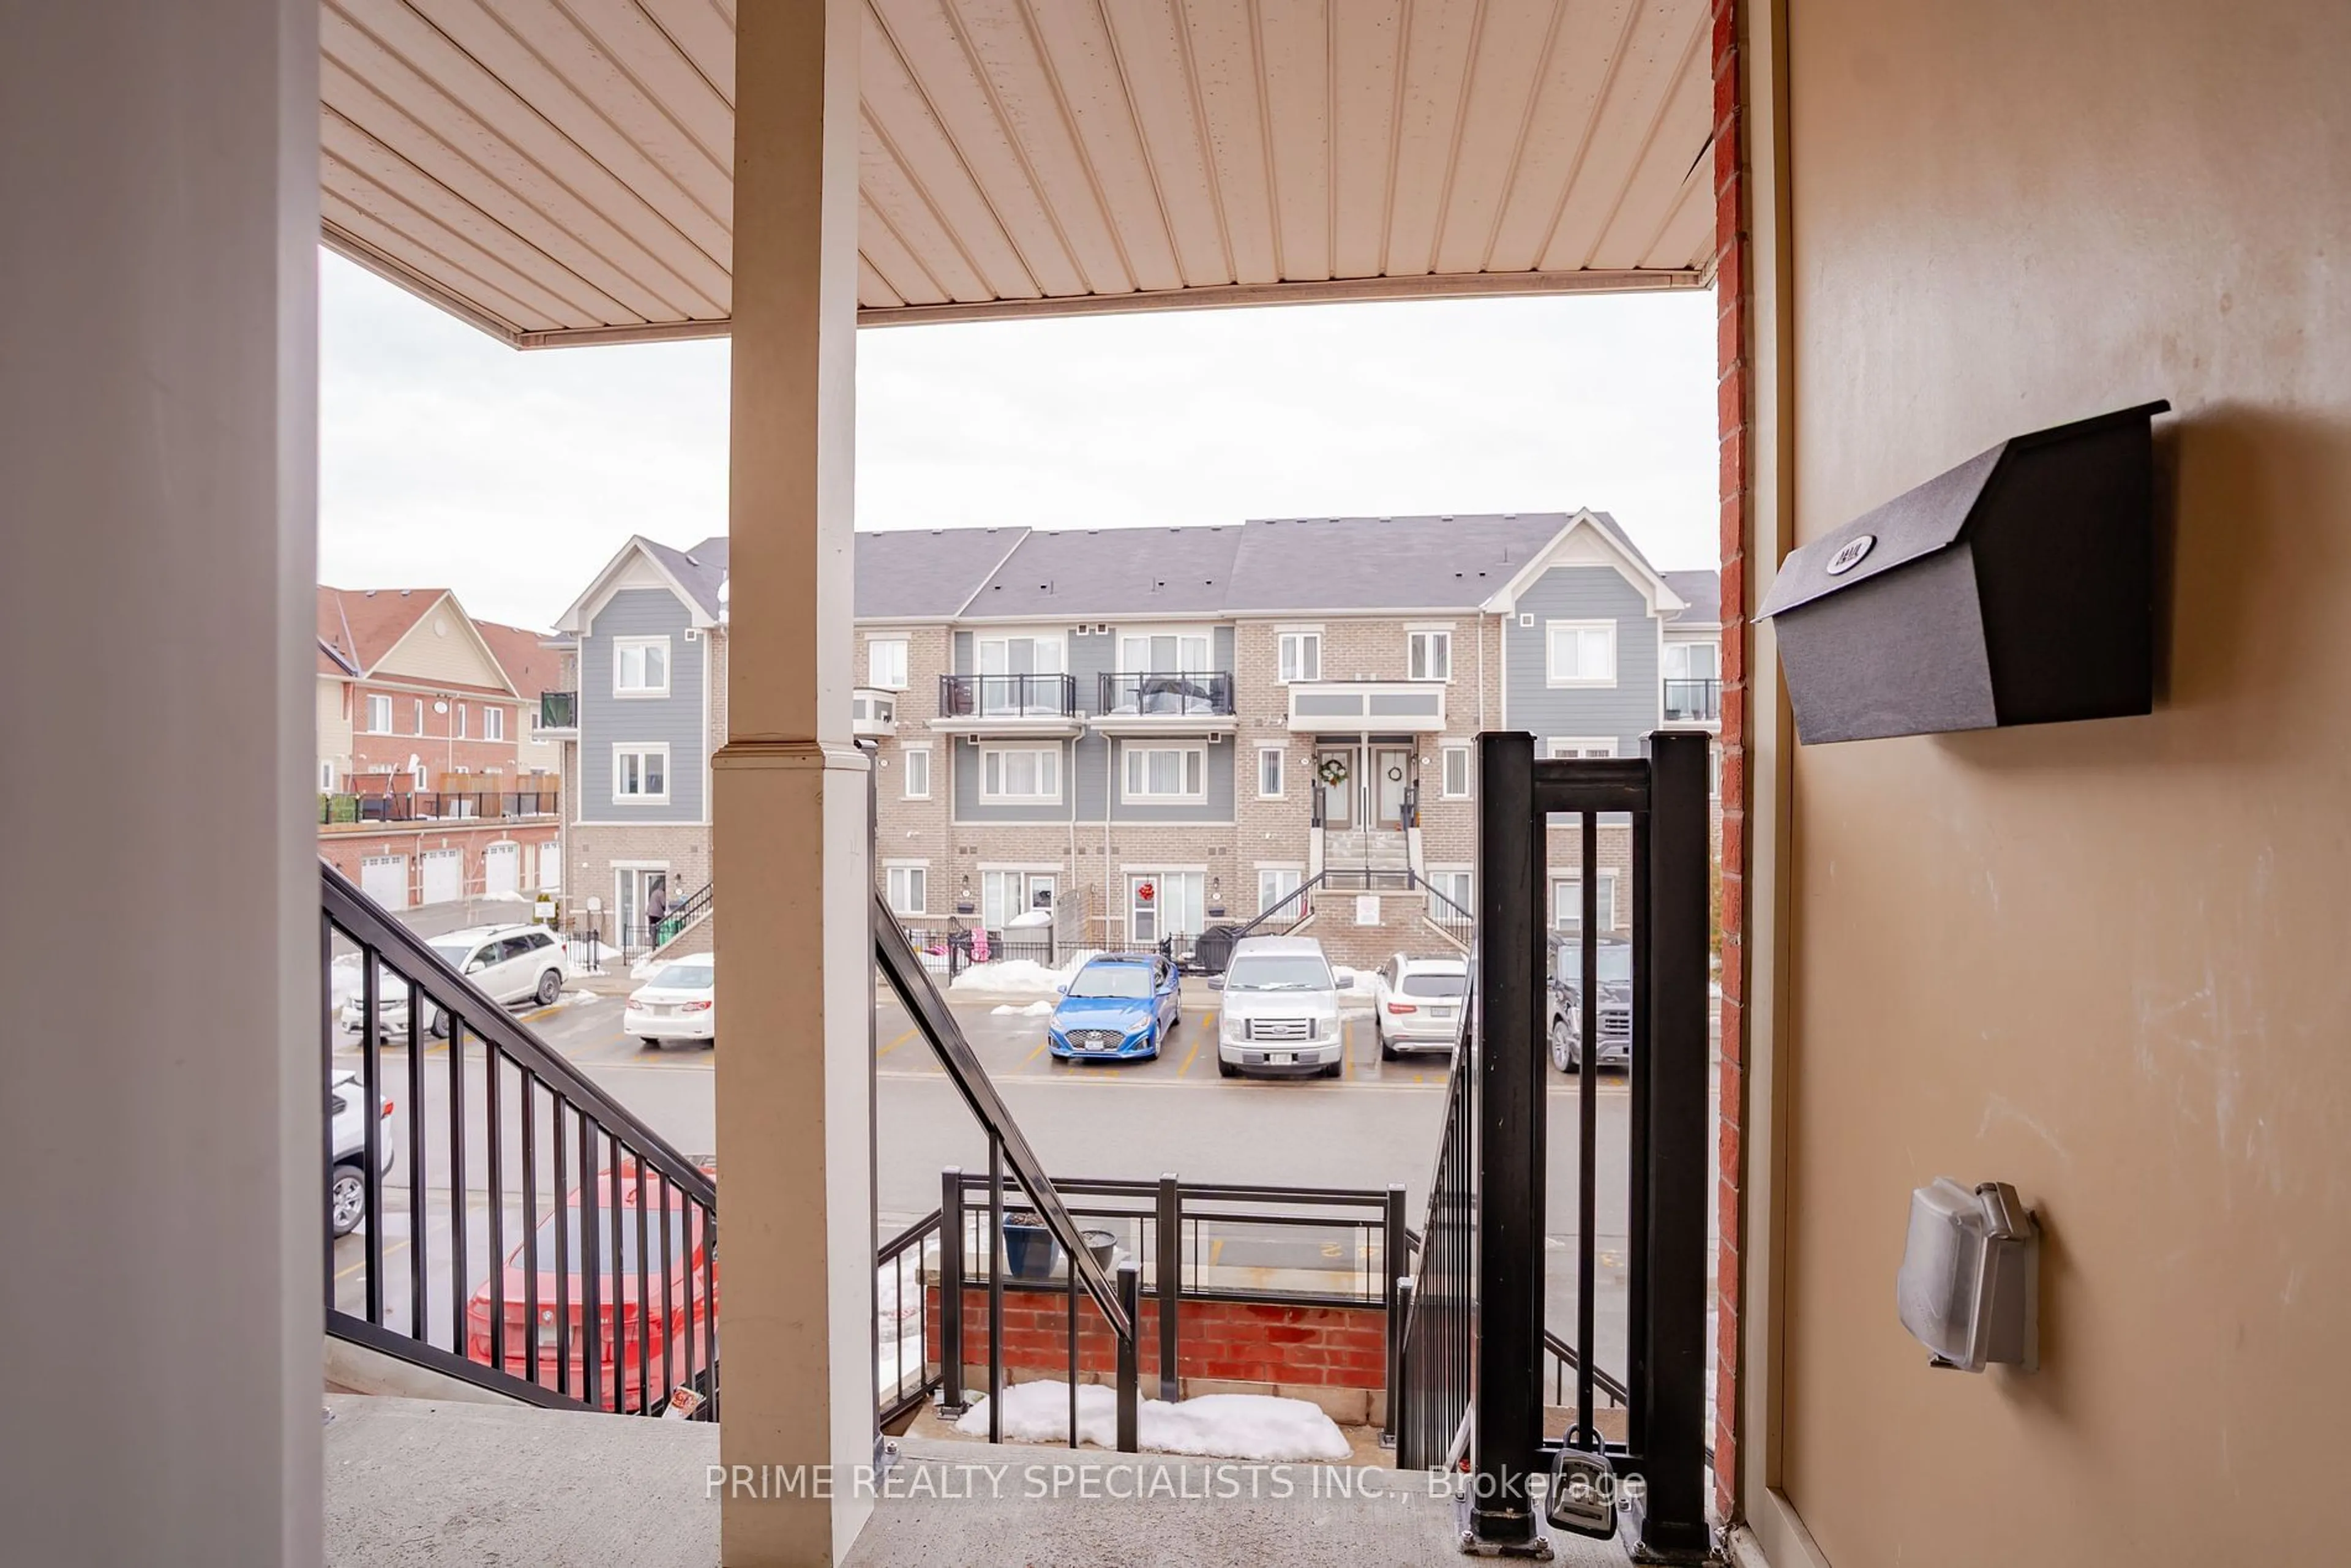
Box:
[315,587,562,910]
[549,513,1717,970]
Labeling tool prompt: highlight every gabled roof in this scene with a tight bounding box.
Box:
[474,620,561,699]
[961,527,1240,620]
[1480,509,1688,617]
[857,528,1032,620]
[1662,571,1722,625]
[553,535,729,632]
[318,586,451,672]
[1223,514,1565,613]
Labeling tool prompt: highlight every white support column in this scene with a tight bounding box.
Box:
[714,2,872,1564]
[0,1,320,1564]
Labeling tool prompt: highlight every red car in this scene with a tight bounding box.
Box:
[465,1159,716,1414]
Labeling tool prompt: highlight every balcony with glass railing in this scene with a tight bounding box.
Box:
[1661,677,1722,726]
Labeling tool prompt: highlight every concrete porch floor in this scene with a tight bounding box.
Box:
[324,1395,1632,1567]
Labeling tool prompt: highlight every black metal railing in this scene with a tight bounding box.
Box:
[1413,871,1475,953]
[1662,677,1722,724]
[1095,670,1235,718]
[658,881,713,947]
[1393,732,1710,1558]
[878,1209,943,1427]
[539,691,579,730]
[321,861,719,1419]
[321,789,560,825]
[1218,872,1322,953]
[939,672,1078,719]
[907,1172,1410,1444]
[899,920,1059,980]
[874,895,1141,1450]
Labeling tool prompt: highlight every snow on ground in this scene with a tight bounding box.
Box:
[945,952,1097,1000]
[991,999,1055,1018]
[953,1381,1351,1462]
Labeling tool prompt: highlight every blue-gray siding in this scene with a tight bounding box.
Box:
[1504,566,1662,755]
[579,587,708,822]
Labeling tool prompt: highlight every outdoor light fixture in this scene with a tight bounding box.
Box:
[1896,1179,2039,1373]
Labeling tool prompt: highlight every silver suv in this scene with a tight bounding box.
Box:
[1214,936,1352,1079]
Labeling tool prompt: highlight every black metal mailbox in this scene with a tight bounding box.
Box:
[1759,400,2169,744]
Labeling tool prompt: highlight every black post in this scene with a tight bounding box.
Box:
[1469,732,1545,1551]
[1627,731,1712,1562]
[1390,1275,1414,1460]
[1115,1261,1141,1453]
[938,1166,966,1416]
[987,1137,1005,1445]
[1156,1173,1182,1401]
[1381,1183,1406,1447]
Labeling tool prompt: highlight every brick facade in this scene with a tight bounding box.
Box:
[317,821,558,908]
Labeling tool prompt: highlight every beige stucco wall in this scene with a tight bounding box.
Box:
[1775,2,2349,1563]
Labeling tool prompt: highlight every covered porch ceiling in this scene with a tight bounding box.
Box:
[321,0,1715,348]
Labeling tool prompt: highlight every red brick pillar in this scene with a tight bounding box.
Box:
[1709,0,1752,1527]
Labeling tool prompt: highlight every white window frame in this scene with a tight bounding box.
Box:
[980,745,1062,804]
[1663,639,1721,681]
[975,633,1067,675]
[1255,745,1286,799]
[868,637,910,691]
[1545,620,1618,688]
[454,702,467,739]
[413,699,424,734]
[1256,864,1305,915]
[1425,866,1474,921]
[1408,629,1452,682]
[884,861,929,918]
[1122,743,1207,805]
[1116,629,1213,673]
[1440,743,1473,799]
[364,694,392,733]
[612,742,671,803]
[483,706,505,742]
[1277,630,1322,683]
[980,868,1058,930]
[613,636,672,697]
[902,745,932,800]
[410,759,429,789]
[1547,737,1620,760]
[318,760,338,791]
[1551,871,1622,934]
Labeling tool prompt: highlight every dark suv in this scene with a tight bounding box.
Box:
[1547,937,1632,1073]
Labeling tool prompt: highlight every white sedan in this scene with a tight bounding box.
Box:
[625,958,715,1049]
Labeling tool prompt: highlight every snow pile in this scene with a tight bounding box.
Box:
[952,1381,1350,1462]
[946,952,1095,1000]
[991,999,1055,1018]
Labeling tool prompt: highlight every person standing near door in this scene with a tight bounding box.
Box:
[643,877,667,947]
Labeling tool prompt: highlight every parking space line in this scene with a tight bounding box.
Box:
[1341,1019,1355,1080]
[336,1237,408,1283]
[1024,1041,1048,1065]
[876,1028,917,1059]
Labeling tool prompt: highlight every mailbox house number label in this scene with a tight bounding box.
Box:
[1825,534,1876,576]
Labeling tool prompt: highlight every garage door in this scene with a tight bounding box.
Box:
[359,855,408,910]
[484,842,520,898]
[536,842,561,893]
[420,848,463,906]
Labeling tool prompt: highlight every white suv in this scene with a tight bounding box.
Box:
[337,924,566,1039]
[1215,936,1352,1079]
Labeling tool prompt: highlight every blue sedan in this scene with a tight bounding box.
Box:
[1047,953,1181,1063]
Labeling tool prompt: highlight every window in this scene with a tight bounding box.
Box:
[1551,872,1622,934]
[1277,631,1321,683]
[868,637,909,690]
[1256,746,1286,799]
[410,760,429,789]
[977,635,1066,715]
[1118,632,1211,672]
[454,703,467,739]
[902,745,931,800]
[364,695,392,733]
[613,743,669,802]
[1663,641,1720,680]
[1408,629,1452,681]
[413,699,425,734]
[318,760,338,791]
[1441,744,1472,799]
[981,871,1056,930]
[885,863,928,917]
[1123,745,1206,803]
[1545,620,1617,686]
[981,746,1060,802]
[1128,871,1205,942]
[1548,737,1619,760]
[615,637,670,696]
[484,707,505,742]
[1257,866,1303,916]
[1710,744,1723,798]
[1427,869,1474,922]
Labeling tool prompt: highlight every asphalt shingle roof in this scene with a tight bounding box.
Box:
[639,536,730,620]
[1662,570,1720,623]
[961,525,1241,619]
[1221,514,1570,612]
[855,527,1030,620]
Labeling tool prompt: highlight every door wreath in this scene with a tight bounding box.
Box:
[1315,756,1350,789]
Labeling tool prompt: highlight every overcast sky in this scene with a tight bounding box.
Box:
[319,251,1718,631]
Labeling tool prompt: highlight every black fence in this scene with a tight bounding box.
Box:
[321,789,560,825]
[1395,732,1711,1559]
[878,1209,942,1428]
[1095,670,1235,717]
[321,862,719,1419]
[939,672,1078,719]
[901,920,1059,980]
